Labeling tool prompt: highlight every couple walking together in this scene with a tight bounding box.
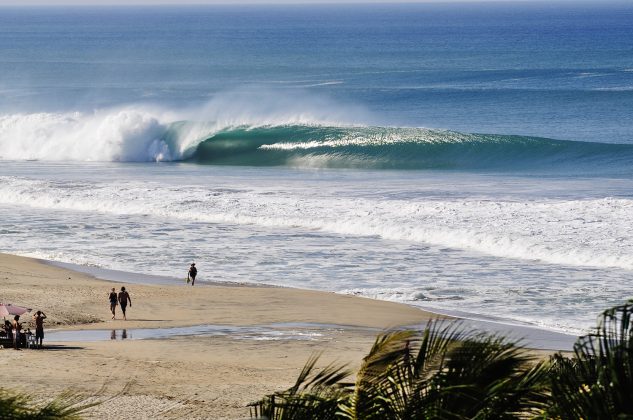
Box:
[109,287,132,320]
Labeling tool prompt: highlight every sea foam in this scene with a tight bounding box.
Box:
[0,90,368,163]
[1,175,632,271]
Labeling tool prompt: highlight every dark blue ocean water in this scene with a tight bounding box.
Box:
[1,2,632,144]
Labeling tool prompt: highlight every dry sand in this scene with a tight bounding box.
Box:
[0,253,439,419]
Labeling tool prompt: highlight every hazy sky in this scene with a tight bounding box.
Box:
[0,0,591,5]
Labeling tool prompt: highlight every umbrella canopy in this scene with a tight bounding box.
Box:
[0,304,32,318]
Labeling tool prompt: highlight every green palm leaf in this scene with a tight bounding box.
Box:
[352,321,549,420]
[249,353,352,420]
[253,320,549,420]
[549,300,633,420]
[0,388,98,419]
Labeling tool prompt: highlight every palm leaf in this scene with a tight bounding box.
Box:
[0,388,99,419]
[549,300,633,419]
[249,353,352,420]
[343,320,548,419]
[251,319,550,420]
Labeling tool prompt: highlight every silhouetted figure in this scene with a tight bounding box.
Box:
[12,315,22,350]
[109,287,118,319]
[188,263,197,286]
[32,310,47,349]
[118,287,132,320]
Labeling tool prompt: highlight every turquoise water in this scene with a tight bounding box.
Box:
[1,3,633,335]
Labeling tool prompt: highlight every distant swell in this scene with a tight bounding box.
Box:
[2,109,633,172]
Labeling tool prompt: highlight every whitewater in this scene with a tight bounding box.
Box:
[2,105,633,174]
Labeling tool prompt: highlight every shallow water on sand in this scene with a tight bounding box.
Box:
[44,320,576,351]
[45,323,344,343]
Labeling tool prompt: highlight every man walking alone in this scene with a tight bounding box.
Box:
[188,263,197,286]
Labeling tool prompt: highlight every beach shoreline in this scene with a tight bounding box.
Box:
[0,252,441,418]
[42,253,579,350]
[0,252,576,418]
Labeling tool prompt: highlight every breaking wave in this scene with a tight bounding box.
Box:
[1,105,633,172]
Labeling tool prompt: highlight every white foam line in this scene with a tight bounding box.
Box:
[1,176,633,271]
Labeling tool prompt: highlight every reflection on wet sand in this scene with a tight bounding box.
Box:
[47,323,350,343]
[110,329,128,340]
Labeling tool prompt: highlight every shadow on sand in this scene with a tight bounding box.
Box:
[35,344,86,351]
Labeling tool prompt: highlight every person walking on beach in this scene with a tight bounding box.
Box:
[109,287,118,319]
[188,263,197,286]
[32,311,47,349]
[118,287,132,320]
[12,315,22,350]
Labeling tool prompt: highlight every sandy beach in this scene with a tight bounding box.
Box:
[0,253,438,419]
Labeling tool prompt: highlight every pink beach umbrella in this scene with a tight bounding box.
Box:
[0,304,32,318]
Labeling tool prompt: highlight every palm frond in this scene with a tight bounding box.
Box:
[0,388,98,420]
[251,319,550,420]
[249,353,352,420]
[548,300,633,420]
[347,330,416,419]
[343,320,549,420]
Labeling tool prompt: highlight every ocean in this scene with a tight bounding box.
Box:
[1,2,632,335]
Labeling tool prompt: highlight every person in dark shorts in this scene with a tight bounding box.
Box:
[188,263,197,286]
[32,310,47,349]
[118,287,132,320]
[109,287,118,319]
[12,315,22,350]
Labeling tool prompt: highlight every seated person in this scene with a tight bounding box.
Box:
[3,320,12,339]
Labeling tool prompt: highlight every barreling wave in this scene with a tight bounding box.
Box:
[189,125,633,171]
[2,108,633,172]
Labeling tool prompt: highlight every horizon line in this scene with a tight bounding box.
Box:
[0,0,618,6]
